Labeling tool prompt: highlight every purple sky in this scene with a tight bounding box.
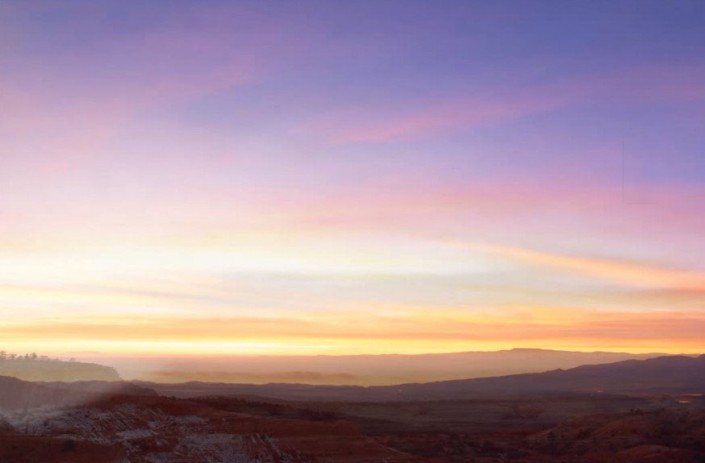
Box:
[1,1,704,356]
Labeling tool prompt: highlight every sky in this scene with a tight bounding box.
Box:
[1,0,704,358]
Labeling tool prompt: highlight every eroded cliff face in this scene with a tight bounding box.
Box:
[0,359,121,382]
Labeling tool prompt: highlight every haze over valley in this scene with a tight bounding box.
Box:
[74,348,670,385]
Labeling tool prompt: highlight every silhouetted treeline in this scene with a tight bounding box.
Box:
[0,351,76,362]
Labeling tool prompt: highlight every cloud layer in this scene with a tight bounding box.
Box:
[0,1,704,357]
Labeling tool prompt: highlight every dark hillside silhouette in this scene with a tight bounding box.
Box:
[0,352,120,382]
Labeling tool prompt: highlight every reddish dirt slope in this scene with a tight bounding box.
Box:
[0,434,122,463]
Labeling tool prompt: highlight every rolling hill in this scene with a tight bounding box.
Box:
[0,357,121,382]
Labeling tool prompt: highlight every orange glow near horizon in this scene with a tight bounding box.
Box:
[3,338,703,359]
[1,2,704,366]
[2,304,704,357]
[1,236,705,358]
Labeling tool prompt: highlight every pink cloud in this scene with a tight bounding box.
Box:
[269,178,705,239]
[324,93,566,144]
[471,243,705,290]
[0,3,305,176]
[308,64,705,144]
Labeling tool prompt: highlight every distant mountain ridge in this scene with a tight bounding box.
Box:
[138,354,705,402]
[111,347,668,385]
[369,354,705,400]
